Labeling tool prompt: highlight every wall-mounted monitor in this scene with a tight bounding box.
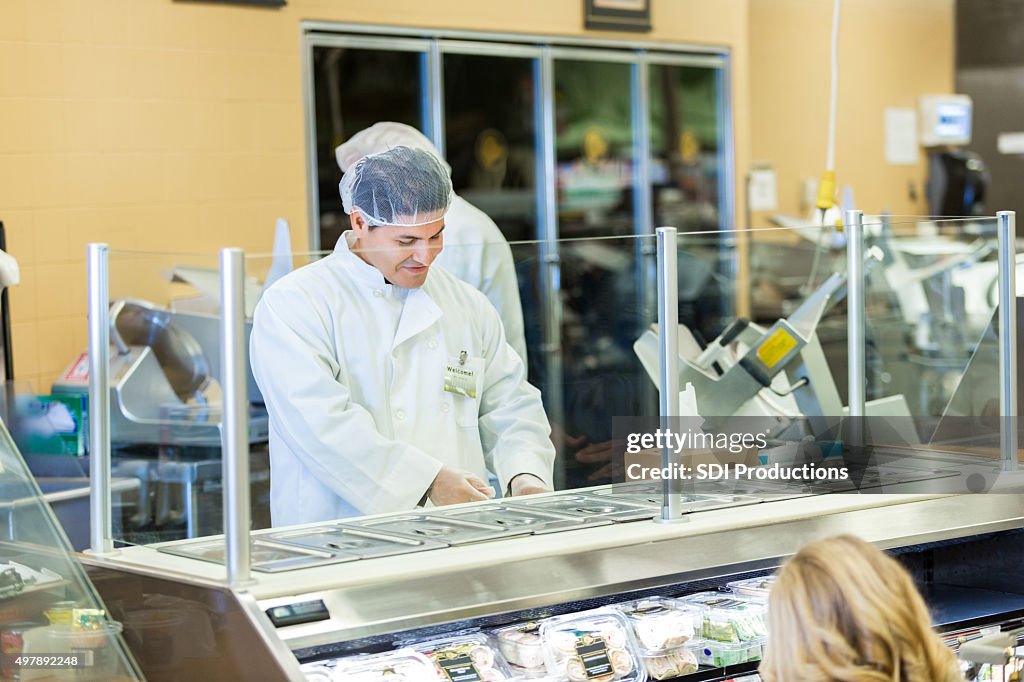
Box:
[919,95,973,147]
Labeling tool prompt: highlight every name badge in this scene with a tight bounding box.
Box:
[444,351,480,398]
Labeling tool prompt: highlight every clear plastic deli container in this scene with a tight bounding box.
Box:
[725,575,776,603]
[493,621,552,679]
[330,648,438,682]
[676,592,768,668]
[403,631,515,681]
[613,597,702,680]
[538,608,647,682]
[637,646,700,680]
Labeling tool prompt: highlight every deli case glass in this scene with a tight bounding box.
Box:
[0,414,142,681]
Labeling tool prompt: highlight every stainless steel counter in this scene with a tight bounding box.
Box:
[79,490,1024,682]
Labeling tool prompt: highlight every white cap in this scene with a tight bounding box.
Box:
[335,121,452,176]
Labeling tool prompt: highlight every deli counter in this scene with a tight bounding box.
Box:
[78,485,1024,681]
[66,216,1024,681]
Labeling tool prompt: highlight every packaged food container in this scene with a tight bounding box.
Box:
[691,639,763,668]
[676,592,768,644]
[404,631,515,681]
[615,597,700,652]
[725,575,776,603]
[676,592,767,669]
[613,597,702,680]
[638,645,700,680]
[331,648,437,682]
[493,621,550,678]
[299,662,335,681]
[538,608,647,682]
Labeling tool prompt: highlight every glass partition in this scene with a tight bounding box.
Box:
[96,250,236,547]
[0,412,142,680]
[862,216,999,423]
[83,215,1018,544]
[510,235,656,489]
[916,216,1013,463]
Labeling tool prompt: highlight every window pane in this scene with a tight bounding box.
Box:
[649,63,724,231]
[443,53,538,244]
[553,59,649,489]
[311,46,425,249]
[554,59,635,238]
[650,63,732,333]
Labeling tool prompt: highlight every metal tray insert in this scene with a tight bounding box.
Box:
[267,525,447,558]
[505,494,658,522]
[350,514,531,545]
[591,485,760,512]
[158,539,355,573]
[434,504,613,534]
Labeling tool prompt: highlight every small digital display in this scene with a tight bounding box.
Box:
[920,95,972,146]
[934,103,970,139]
[266,599,330,627]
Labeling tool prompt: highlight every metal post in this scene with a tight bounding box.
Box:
[632,55,658,418]
[998,211,1018,472]
[221,248,252,585]
[846,210,866,417]
[536,47,565,490]
[656,227,680,522]
[426,40,445,158]
[87,243,113,555]
[632,55,654,320]
[846,210,866,455]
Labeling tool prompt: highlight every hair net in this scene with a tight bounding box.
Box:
[339,146,453,227]
[335,122,452,175]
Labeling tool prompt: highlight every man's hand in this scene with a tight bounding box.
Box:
[428,466,495,506]
[574,439,625,481]
[509,473,551,497]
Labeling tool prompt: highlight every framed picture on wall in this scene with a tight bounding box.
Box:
[174,0,286,6]
[584,0,651,32]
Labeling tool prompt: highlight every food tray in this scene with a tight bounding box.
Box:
[436,505,613,534]
[349,514,531,546]
[506,495,656,523]
[592,486,759,513]
[267,525,447,558]
[158,539,355,573]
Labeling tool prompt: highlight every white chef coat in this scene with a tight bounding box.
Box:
[250,232,555,526]
[434,195,528,365]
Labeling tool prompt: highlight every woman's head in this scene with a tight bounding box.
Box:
[759,534,959,682]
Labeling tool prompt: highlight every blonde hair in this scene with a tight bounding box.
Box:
[759,535,962,682]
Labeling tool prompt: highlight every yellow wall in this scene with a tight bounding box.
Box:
[0,0,750,391]
[1,0,952,391]
[748,0,954,225]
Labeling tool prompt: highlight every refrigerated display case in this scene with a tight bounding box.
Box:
[0,416,142,682]
[76,490,1024,682]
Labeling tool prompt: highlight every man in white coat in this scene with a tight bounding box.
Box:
[251,146,555,526]
[335,122,528,365]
